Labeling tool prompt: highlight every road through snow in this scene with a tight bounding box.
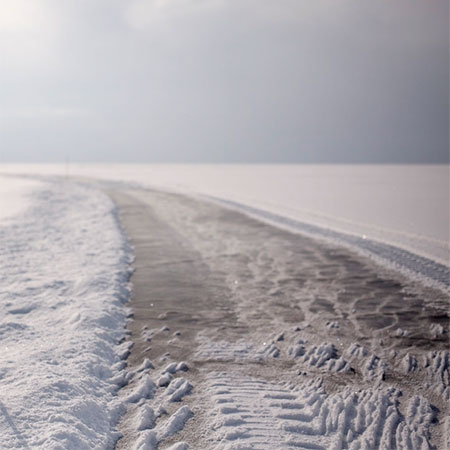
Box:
[0,174,448,449]
[109,187,449,450]
[0,164,447,266]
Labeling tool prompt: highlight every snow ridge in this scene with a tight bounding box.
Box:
[0,180,133,449]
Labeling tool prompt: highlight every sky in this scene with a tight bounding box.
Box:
[0,0,448,164]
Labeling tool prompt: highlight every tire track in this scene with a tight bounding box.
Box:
[108,188,448,449]
[203,370,435,450]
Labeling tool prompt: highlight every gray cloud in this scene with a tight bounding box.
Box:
[0,0,448,163]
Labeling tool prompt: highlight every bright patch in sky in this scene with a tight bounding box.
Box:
[0,0,45,31]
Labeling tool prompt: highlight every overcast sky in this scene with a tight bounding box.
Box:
[0,0,448,163]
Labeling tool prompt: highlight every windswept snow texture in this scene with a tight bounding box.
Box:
[0,179,132,449]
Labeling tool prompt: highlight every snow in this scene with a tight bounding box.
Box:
[192,333,448,449]
[0,178,132,448]
[156,405,193,441]
[0,164,447,266]
[112,185,448,449]
[0,176,44,222]
[0,168,447,449]
[136,405,156,431]
[126,375,156,403]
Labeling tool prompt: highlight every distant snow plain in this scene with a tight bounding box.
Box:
[1,164,448,265]
[0,165,448,449]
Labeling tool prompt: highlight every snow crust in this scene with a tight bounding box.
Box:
[0,179,132,448]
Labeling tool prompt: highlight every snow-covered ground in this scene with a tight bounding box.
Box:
[0,177,44,222]
[0,168,448,449]
[110,187,449,450]
[0,164,448,266]
[0,177,132,448]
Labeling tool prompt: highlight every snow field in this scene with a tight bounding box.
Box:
[0,164,447,266]
[0,179,133,449]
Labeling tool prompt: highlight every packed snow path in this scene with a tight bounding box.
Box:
[210,198,450,290]
[109,188,449,450]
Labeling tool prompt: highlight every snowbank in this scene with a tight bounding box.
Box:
[0,179,132,449]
